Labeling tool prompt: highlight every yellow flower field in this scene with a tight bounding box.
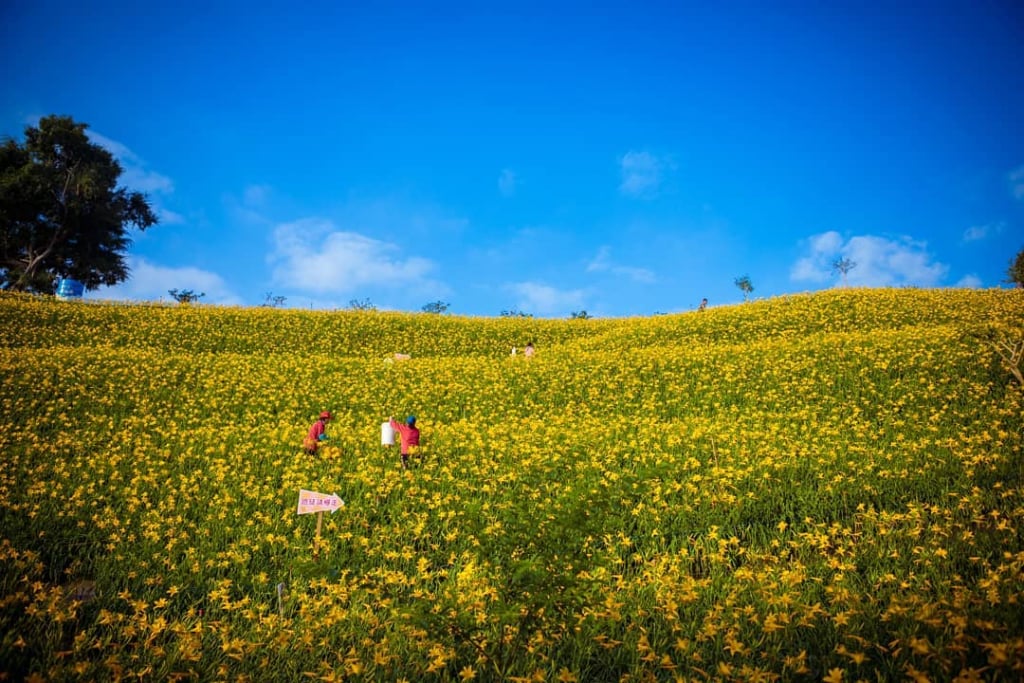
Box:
[0,288,1022,681]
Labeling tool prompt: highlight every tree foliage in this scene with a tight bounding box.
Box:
[168,289,204,304]
[1008,247,1024,288]
[422,300,450,314]
[0,115,158,292]
[349,297,376,311]
[832,257,856,287]
[263,292,287,308]
[734,275,754,301]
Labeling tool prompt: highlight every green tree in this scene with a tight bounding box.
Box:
[168,288,204,304]
[1007,247,1024,288]
[0,115,158,292]
[349,297,376,311]
[734,275,754,302]
[832,257,856,287]
[422,300,450,314]
[570,310,590,319]
[263,292,287,307]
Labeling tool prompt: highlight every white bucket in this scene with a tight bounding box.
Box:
[381,421,395,446]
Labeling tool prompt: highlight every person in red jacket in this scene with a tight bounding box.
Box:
[389,415,420,469]
[304,411,332,454]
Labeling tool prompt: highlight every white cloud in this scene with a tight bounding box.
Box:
[84,130,137,162]
[506,281,586,316]
[846,235,949,286]
[86,257,241,305]
[87,130,183,227]
[498,169,517,197]
[268,218,438,295]
[119,166,175,195]
[790,230,843,283]
[962,222,1002,242]
[87,131,175,195]
[809,230,844,254]
[954,274,982,288]
[619,150,674,199]
[158,207,186,225]
[791,231,949,287]
[1010,165,1024,200]
[586,246,656,284]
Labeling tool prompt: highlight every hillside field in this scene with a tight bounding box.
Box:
[1,288,1022,682]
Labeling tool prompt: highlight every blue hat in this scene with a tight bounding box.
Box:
[406,415,416,425]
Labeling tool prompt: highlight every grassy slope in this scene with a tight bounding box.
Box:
[0,288,1022,681]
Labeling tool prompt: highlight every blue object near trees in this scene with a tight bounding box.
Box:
[56,278,84,298]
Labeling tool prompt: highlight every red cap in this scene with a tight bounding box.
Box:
[320,411,332,419]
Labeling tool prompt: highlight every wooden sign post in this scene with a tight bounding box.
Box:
[297,489,345,560]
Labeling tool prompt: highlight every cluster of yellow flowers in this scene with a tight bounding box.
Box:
[0,287,1021,681]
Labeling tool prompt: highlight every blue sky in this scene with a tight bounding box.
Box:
[3,0,1022,316]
